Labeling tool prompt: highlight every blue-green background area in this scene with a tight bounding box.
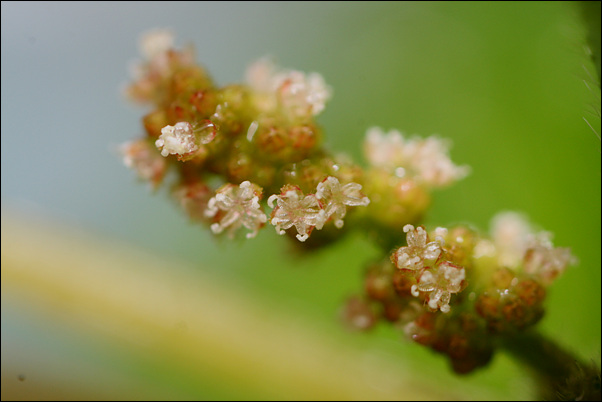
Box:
[2,1,600,400]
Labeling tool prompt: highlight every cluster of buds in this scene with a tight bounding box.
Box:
[121,30,467,246]
[343,212,576,374]
[472,212,577,333]
[121,32,577,379]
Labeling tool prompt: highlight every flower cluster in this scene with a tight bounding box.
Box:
[246,57,332,121]
[267,176,370,241]
[122,31,464,244]
[471,212,576,333]
[480,212,576,286]
[391,224,465,314]
[359,127,469,241]
[364,127,470,188]
[121,32,577,380]
[343,212,576,374]
[125,29,199,106]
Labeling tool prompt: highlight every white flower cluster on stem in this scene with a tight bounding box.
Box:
[245,58,332,121]
[488,212,576,284]
[364,127,470,188]
[268,176,370,242]
[393,224,465,313]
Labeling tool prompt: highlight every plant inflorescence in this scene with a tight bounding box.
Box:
[121,30,599,399]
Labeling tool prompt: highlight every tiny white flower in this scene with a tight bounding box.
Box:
[489,211,576,282]
[275,70,332,117]
[364,127,406,169]
[172,181,212,222]
[393,225,444,270]
[315,176,370,229]
[523,232,576,285]
[127,31,195,104]
[268,186,325,242]
[155,122,198,158]
[490,211,534,268]
[121,139,166,188]
[205,181,267,239]
[363,127,469,188]
[413,261,465,313]
[245,57,332,119]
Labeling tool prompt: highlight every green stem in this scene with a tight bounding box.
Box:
[500,330,600,400]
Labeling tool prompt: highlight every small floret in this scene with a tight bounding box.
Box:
[155,122,198,157]
[205,181,267,239]
[315,176,370,229]
[392,224,444,270]
[121,139,167,188]
[267,185,325,242]
[411,261,465,313]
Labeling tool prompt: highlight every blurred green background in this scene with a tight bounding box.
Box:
[1,1,600,400]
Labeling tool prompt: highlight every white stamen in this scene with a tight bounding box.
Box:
[247,121,259,141]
